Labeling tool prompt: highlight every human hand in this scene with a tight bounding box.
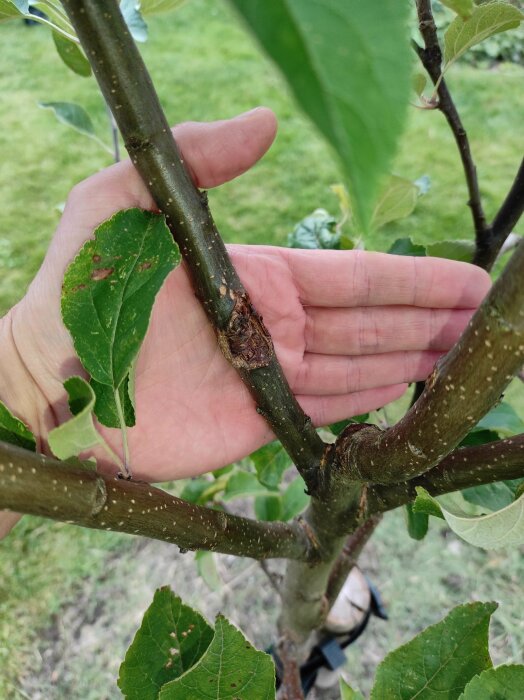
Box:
[3,108,491,482]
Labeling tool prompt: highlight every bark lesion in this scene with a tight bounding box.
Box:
[216,292,275,370]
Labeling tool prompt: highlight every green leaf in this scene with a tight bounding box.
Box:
[47,377,105,461]
[371,176,419,231]
[426,239,475,263]
[413,486,445,519]
[63,456,97,471]
[459,664,524,699]
[31,1,76,35]
[180,477,213,505]
[462,479,524,512]
[416,487,524,550]
[195,551,222,592]
[90,375,136,428]
[52,31,91,77]
[255,494,283,521]
[287,209,340,250]
[412,72,427,98]
[444,2,524,68]
[121,0,148,42]
[441,0,474,20]
[281,476,309,521]
[118,587,214,700]
[139,0,185,15]
[251,441,291,489]
[331,183,351,221]
[459,429,499,447]
[159,615,276,699]
[39,101,96,139]
[213,464,234,479]
[223,471,267,501]
[340,678,365,700]
[329,414,369,436]
[0,0,25,22]
[437,490,524,549]
[61,209,180,428]
[404,503,429,541]
[370,602,497,700]
[230,0,412,231]
[0,400,36,452]
[476,401,524,437]
[388,238,427,257]
[329,420,351,436]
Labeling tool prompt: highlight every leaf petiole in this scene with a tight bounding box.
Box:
[114,386,132,478]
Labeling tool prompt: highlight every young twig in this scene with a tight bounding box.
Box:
[325,515,382,609]
[474,157,524,270]
[259,559,283,596]
[413,1,489,249]
[413,2,524,272]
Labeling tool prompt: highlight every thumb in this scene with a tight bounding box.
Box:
[174,107,278,189]
[45,107,277,271]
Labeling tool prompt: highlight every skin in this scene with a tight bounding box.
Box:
[0,108,490,536]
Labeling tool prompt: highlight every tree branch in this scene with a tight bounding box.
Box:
[367,433,524,514]
[474,157,524,270]
[335,240,524,484]
[277,482,364,645]
[0,442,318,562]
[276,636,305,700]
[325,515,382,609]
[413,0,489,249]
[60,0,326,492]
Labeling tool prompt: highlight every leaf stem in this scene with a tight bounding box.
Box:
[105,101,121,163]
[97,434,125,473]
[114,388,131,478]
[25,13,79,43]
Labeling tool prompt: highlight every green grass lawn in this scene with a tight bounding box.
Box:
[0,0,523,697]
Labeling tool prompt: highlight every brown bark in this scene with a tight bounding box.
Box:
[0,441,318,561]
[325,515,382,609]
[335,241,524,484]
[276,637,305,700]
[367,434,524,515]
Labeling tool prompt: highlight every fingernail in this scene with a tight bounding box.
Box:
[236,106,266,119]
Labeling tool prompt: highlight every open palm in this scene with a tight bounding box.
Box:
[12,109,490,481]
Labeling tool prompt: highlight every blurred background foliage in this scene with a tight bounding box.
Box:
[0,0,523,697]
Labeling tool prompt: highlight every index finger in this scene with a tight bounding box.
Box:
[279,248,491,309]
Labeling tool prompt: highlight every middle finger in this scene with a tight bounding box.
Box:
[305,306,474,355]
